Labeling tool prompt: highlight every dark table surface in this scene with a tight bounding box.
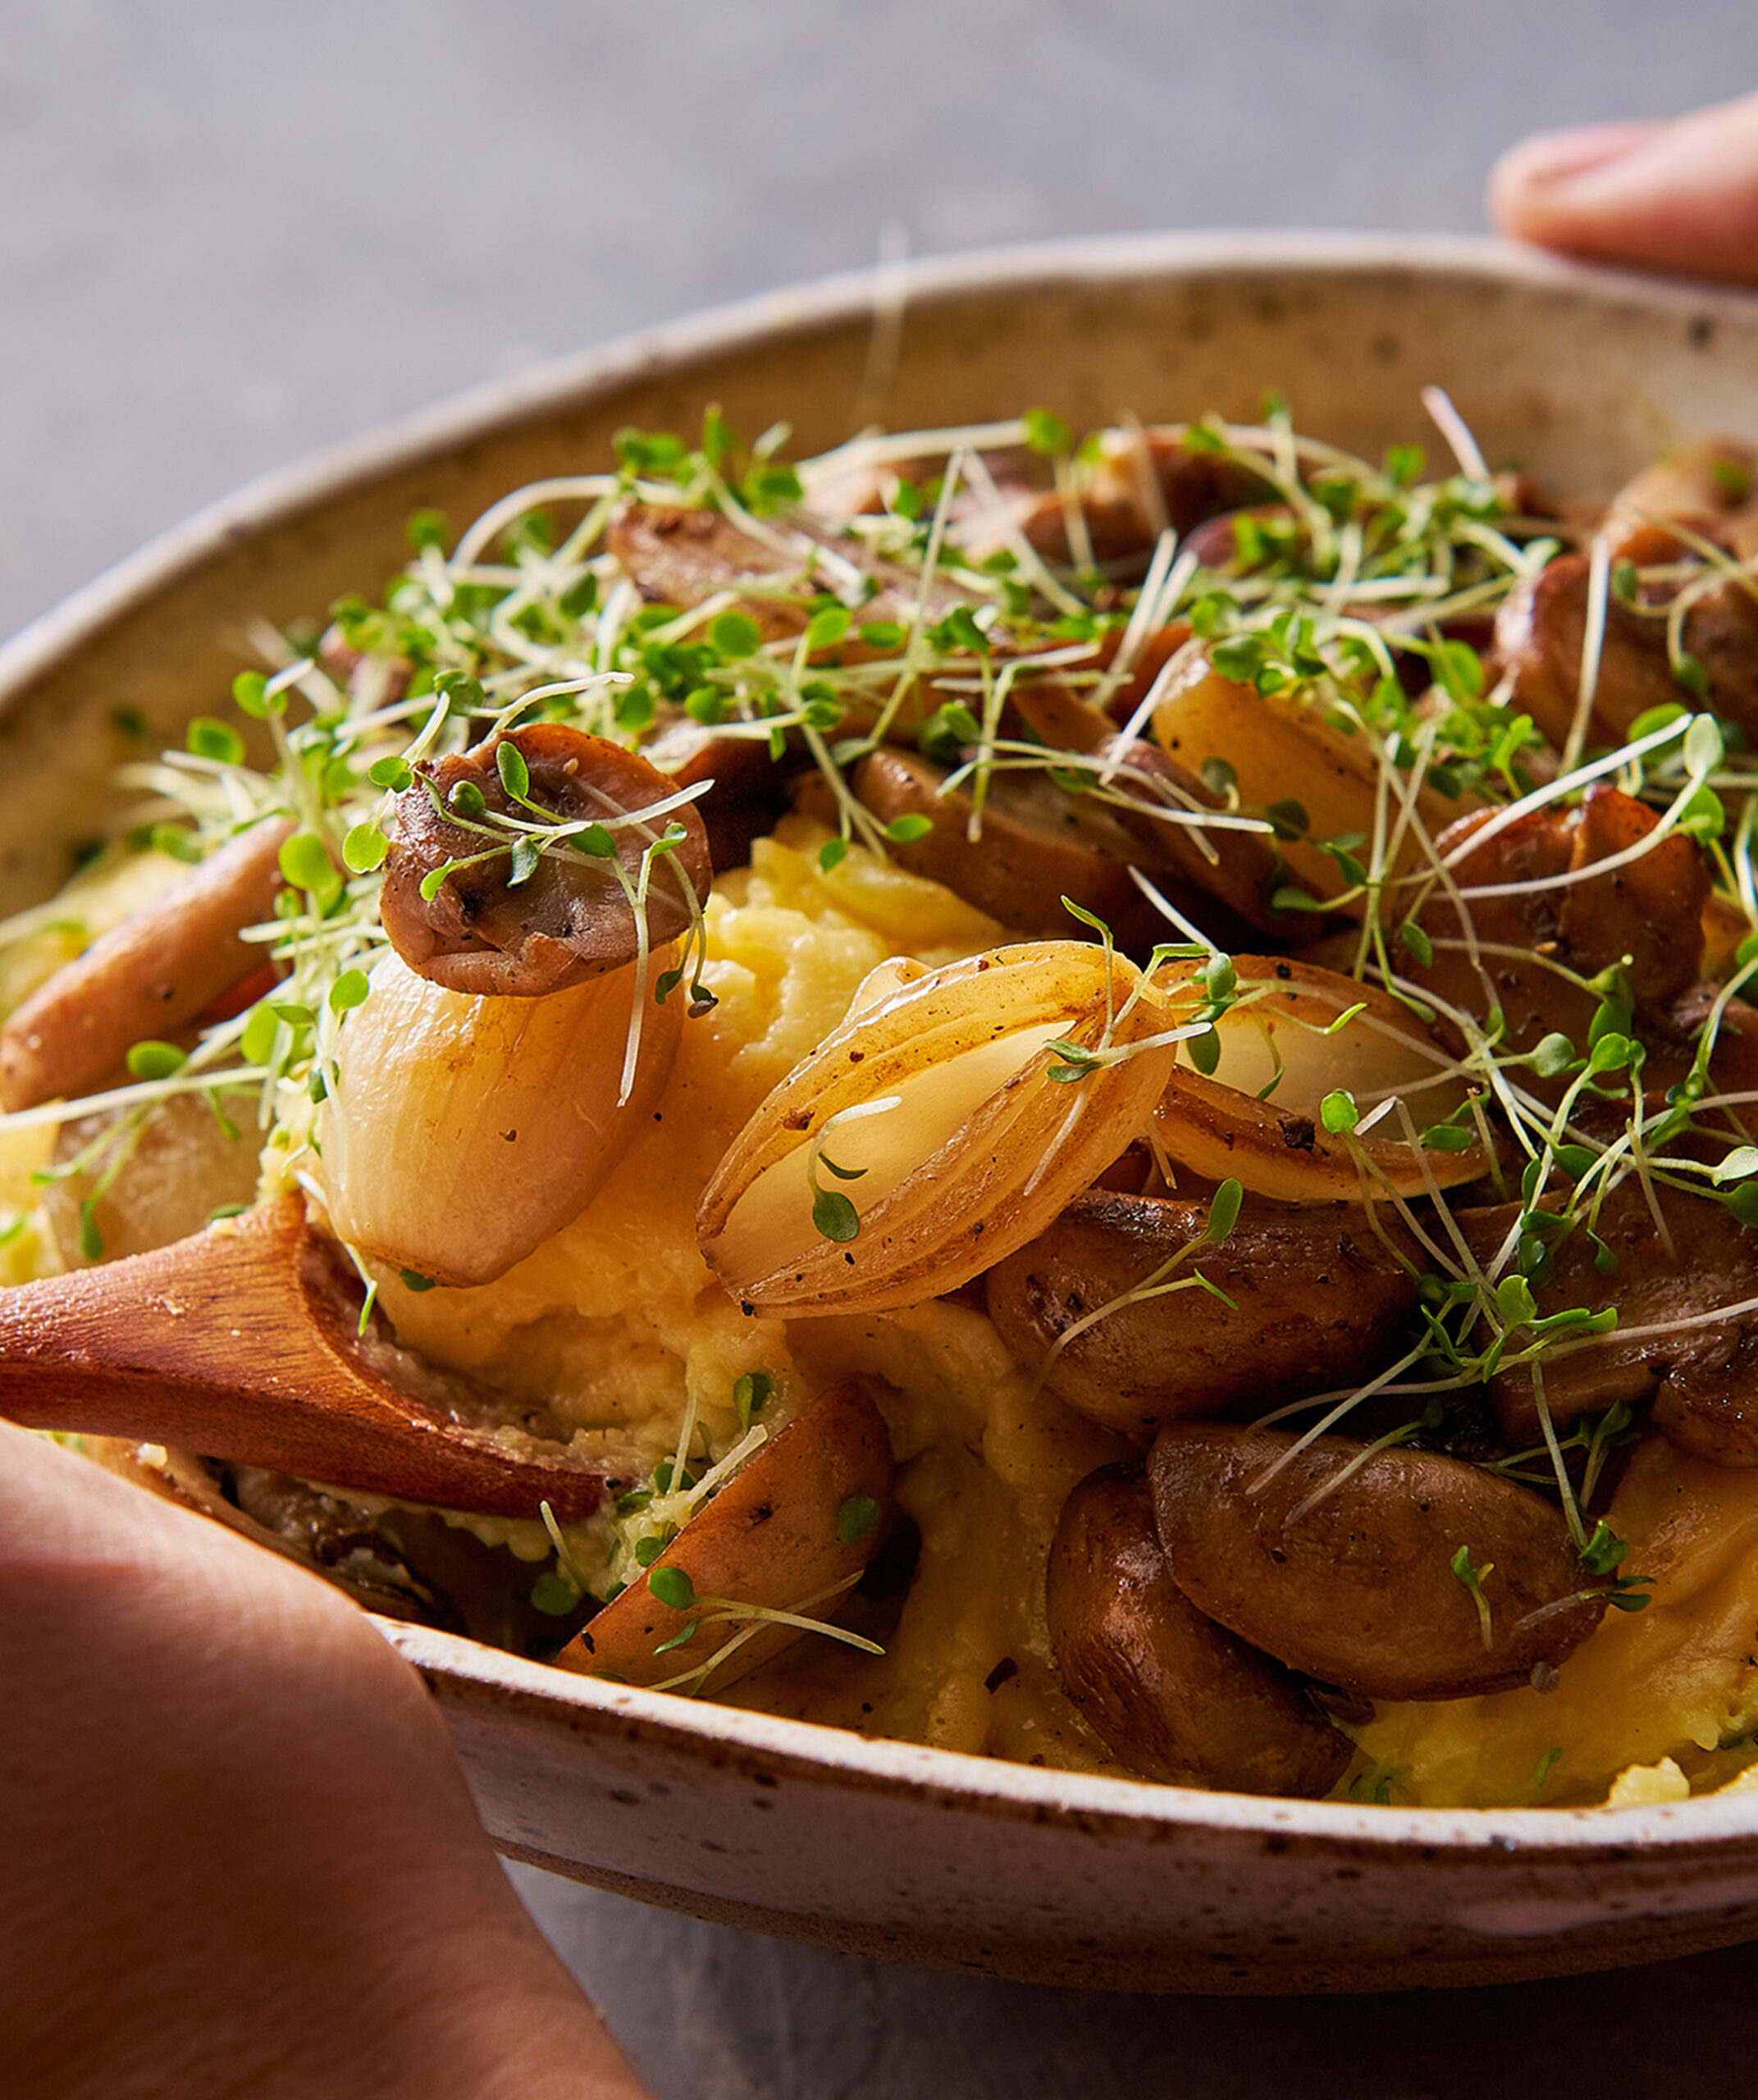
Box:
[9,3,1758,2092]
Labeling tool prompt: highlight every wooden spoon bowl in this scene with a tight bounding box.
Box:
[0,1194,605,1520]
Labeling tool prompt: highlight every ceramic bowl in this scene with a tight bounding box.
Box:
[8,232,1758,1993]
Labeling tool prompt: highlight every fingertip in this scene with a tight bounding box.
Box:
[1487,121,1665,240]
[1489,94,1758,284]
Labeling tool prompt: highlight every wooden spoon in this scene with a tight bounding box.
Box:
[0,1195,604,1520]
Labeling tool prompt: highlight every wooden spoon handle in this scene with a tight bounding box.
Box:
[0,1198,604,1521]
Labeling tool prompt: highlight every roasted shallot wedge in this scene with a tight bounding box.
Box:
[1150,652,1476,906]
[0,813,293,1113]
[319,946,683,1288]
[1149,956,1488,1202]
[0,1195,604,1520]
[554,1379,893,1691]
[696,940,1183,1316]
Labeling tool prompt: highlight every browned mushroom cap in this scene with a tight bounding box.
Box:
[1598,439,1758,566]
[607,500,957,641]
[1400,784,1710,1059]
[1148,1422,1605,1701]
[1008,676,1289,935]
[1009,432,1281,568]
[378,724,713,997]
[0,814,293,1113]
[984,1189,1420,1440]
[1048,1463,1350,1796]
[1458,1179,1758,1466]
[843,745,1255,955]
[643,717,800,874]
[606,504,811,642]
[1494,549,1758,750]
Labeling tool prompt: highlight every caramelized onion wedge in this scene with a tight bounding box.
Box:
[379,724,711,998]
[321,947,682,1287]
[1149,1423,1605,1702]
[697,941,1179,1316]
[554,1380,893,1691]
[1151,956,1486,1202]
[1151,655,1473,906]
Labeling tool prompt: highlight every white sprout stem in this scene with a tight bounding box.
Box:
[449,477,622,569]
[0,1065,273,1136]
[1560,533,1613,779]
[1419,385,1490,482]
[957,447,1087,619]
[1436,713,1691,874]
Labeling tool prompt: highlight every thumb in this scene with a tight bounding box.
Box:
[1488,91,1758,285]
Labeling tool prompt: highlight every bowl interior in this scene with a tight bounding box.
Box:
[11,233,1758,1990]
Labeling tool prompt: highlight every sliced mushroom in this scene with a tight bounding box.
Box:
[1048,1463,1350,1795]
[1011,431,1280,568]
[644,717,799,873]
[1007,677,1289,934]
[379,724,712,997]
[606,501,955,642]
[1495,548,1758,750]
[1148,1422,1605,1701]
[553,1379,894,1691]
[1598,438,1758,566]
[0,815,293,1113]
[985,1188,1420,1437]
[844,745,1235,953]
[1459,1180,1758,1465]
[1400,784,1710,1061]
[605,503,811,641]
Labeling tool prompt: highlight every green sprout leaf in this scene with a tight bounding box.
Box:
[530,1572,583,1616]
[836,1495,881,1546]
[812,1189,861,1242]
[1320,1089,1358,1135]
[646,1564,697,1612]
[1023,406,1071,456]
[126,1040,186,1081]
[186,717,246,765]
[734,1370,773,1432]
[327,969,371,1016]
[343,822,389,874]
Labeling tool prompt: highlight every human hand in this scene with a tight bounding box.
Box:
[0,1423,652,2099]
[1489,87,1758,285]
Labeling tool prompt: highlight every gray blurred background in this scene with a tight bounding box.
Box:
[7,0,1758,646]
[9,2,1758,2093]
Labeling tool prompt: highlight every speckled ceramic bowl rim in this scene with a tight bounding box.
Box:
[11,228,1758,1877]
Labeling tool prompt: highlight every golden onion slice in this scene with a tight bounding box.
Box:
[1151,955,1488,1202]
[697,939,1180,1315]
[1151,654,1473,906]
[320,947,682,1287]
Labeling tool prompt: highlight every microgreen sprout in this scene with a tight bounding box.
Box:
[1450,1544,1496,1650]
[806,1096,901,1243]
